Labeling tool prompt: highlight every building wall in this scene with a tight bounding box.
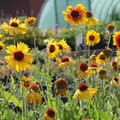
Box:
[0,0,44,17]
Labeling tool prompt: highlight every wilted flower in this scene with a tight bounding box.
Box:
[55,78,67,97]
[103,48,113,58]
[26,90,42,105]
[107,24,115,33]
[99,68,107,79]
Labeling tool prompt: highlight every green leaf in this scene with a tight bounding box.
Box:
[3,91,22,108]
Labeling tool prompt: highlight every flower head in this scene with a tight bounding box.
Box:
[96,52,107,65]
[63,4,86,26]
[0,42,5,51]
[4,42,33,72]
[86,30,100,46]
[26,90,42,105]
[107,24,115,33]
[113,31,120,49]
[24,17,37,26]
[110,77,120,87]
[99,68,107,79]
[44,109,55,120]
[77,62,92,78]
[84,10,99,27]
[73,83,97,100]
[47,39,59,59]
[20,76,31,88]
[55,78,67,97]
[57,40,70,53]
[103,48,113,58]
[90,54,96,64]
[57,56,75,68]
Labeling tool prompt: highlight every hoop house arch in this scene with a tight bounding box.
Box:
[38,0,91,31]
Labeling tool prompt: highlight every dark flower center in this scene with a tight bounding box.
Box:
[79,62,88,72]
[107,24,115,31]
[116,35,120,45]
[0,46,3,50]
[99,69,106,76]
[10,22,19,27]
[61,57,69,63]
[47,109,55,118]
[112,61,117,66]
[49,45,55,53]
[58,44,63,50]
[28,20,34,25]
[24,82,30,88]
[114,77,119,82]
[89,35,95,41]
[99,55,106,60]
[71,10,80,19]
[90,64,97,67]
[78,83,88,91]
[14,51,24,61]
[87,11,92,18]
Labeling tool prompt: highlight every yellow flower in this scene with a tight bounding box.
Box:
[55,78,67,97]
[63,4,86,26]
[89,64,101,74]
[77,62,92,78]
[57,56,76,68]
[0,35,3,39]
[116,50,120,61]
[57,40,70,53]
[0,42,5,51]
[96,52,107,65]
[1,18,27,35]
[113,31,120,49]
[86,30,100,46]
[47,39,59,59]
[24,17,37,26]
[20,76,31,88]
[4,42,33,72]
[73,83,97,100]
[43,109,55,120]
[110,77,120,87]
[90,54,97,64]
[26,90,42,105]
[21,76,31,82]
[84,10,99,27]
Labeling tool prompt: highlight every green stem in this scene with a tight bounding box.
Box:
[107,33,111,48]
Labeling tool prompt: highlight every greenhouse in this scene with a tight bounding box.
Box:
[0,0,120,120]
